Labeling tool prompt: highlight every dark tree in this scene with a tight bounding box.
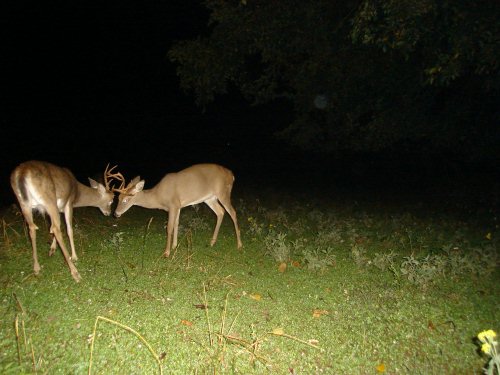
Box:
[168,0,499,160]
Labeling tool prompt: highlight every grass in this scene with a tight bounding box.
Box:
[0,187,498,374]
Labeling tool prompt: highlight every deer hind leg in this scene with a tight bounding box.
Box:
[21,206,41,275]
[218,197,242,249]
[47,208,81,282]
[205,198,225,247]
[49,236,57,256]
[48,208,59,256]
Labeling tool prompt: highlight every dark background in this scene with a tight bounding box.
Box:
[1,1,498,209]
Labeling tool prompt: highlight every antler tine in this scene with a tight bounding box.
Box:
[104,163,115,191]
[104,163,126,193]
[113,173,127,193]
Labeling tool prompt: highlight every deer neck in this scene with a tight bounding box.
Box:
[73,182,100,208]
[133,188,162,209]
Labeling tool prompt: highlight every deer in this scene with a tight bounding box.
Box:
[10,161,118,282]
[112,163,243,257]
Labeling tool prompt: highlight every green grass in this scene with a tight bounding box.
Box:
[0,189,498,374]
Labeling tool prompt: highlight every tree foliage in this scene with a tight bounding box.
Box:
[168,0,499,158]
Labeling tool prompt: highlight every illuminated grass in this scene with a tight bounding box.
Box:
[0,194,498,374]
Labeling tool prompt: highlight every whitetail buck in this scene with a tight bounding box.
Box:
[113,163,243,256]
[10,161,117,282]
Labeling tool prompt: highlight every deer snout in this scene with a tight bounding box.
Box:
[114,212,121,218]
[99,208,112,216]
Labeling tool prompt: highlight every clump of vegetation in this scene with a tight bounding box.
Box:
[263,227,336,272]
[350,243,499,288]
[301,246,336,271]
[264,230,291,264]
[350,244,370,268]
[247,216,266,237]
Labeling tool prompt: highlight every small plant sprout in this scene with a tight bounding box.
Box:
[477,329,499,375]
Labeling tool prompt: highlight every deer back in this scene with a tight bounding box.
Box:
[156,164,235,207]
[11,161,78,212]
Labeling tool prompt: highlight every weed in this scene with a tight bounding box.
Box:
[399,254,444,286]
[350,244,370,267]
[301,246,336,271]
[186,216,210,232]
[196,285,271,372]
[246,216,265,237]
[264,230,291,263]
[372,250,397,271]
[107,232,128,281]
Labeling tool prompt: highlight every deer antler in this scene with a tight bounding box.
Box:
[104,163,126,193]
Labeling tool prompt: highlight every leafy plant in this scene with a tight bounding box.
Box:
[301,246,336,271]
[372,250,397,271]
[350,244,370,267]
[247,216,265,237]
[264,230,291,263]
[399,254,444,286]
[185,215,211,233]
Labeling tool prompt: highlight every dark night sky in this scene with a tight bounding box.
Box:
[1,1,297,206]
[2,2,497,210]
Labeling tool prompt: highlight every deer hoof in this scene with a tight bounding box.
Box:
[72,271,82,283]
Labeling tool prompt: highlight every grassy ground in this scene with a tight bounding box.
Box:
[0,187,498,374]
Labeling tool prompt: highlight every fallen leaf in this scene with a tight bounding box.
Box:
[292,260,301,267]
[376,363,385,373]
[428,320,436,330]
[180,320,193,326]
[278,262,287,273]
[272,328,284,335]
[312,309,329,318]
[194,304,208,309]
[249,293,262,301]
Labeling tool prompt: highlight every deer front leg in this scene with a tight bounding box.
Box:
[164,209,180,257]
[164,211,174,257]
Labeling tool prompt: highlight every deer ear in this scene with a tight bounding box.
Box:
[88,178,98,188]
[126,176,141,188]
[88,178,107,193]
[133,180,145,193]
